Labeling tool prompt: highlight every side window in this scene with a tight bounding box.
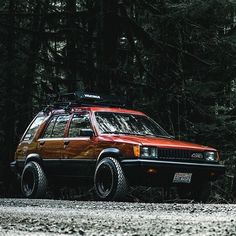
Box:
[51,115,70,138]
[43,116,57,138]
[23,115,46,141]
[42,115,70,138]
[69,112,92,137]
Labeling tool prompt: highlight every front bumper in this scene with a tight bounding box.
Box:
[121,159,225,186]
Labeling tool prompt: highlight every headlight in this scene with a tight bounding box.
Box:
[205,151,217,161]
[140,146,158,158]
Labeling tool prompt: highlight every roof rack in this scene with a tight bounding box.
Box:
[53,91,127,109]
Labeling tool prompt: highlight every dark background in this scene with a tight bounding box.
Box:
[0,0,236,200]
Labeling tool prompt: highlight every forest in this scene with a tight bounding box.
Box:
[0,0,236,201]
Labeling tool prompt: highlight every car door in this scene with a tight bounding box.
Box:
[38,114,70,176]
[62,111,96,177]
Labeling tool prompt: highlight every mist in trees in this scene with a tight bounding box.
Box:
[0,0,236,199]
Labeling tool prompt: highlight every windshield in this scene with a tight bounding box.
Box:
[95,112,170,137]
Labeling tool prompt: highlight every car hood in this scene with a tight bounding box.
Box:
[100,134,216,151]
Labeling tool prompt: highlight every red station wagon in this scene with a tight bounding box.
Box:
[11,92,225,201]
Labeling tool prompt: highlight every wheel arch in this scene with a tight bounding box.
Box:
[25,154,42,166]
[97,148,122,164]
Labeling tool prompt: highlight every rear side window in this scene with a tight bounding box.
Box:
[23,115,46,141]
[68,112,91,137]
[42,115,70,138]
[43,116,57,138]
[52,115,70,138]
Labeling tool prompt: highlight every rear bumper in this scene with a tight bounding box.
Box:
[121,159,225,186]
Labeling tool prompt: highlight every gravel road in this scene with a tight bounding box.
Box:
[0,199,235,235]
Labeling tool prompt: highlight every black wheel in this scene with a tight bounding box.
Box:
[94,157,128,201]
[177,182,211,203]
[21,161,47,198]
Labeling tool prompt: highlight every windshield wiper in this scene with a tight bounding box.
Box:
[153,134,173,139]
[101,131,173,139]
[101,131,133,135]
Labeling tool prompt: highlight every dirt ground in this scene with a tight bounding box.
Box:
[0,199,236,235]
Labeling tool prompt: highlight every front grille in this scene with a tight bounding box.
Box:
[158,148,204,161]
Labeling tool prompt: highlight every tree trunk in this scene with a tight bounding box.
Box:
[65,0,77,92]
[0,0,17,189]
[95,0,119,93]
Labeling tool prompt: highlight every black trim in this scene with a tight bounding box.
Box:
[13,159,97,177]
[44,159,96,162]
[61,159,96,162]
[26,154,42,165]
[12,157,225,187]
[40,159,96,177]
[121,159,225,186]
[97,148,121,163]
[121,159,225,172]
[59,159,96,177]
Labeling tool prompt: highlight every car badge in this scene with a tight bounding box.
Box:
[191,153,203,159]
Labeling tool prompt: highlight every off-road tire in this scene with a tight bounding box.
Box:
[21,161,47,198]
[94,157,128,201]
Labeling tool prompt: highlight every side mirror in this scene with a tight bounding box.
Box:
[79,129,94,137]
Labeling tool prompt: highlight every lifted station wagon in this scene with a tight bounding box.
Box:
[11,92,225,201]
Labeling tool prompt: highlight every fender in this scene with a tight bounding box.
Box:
[25,153,42,166]
[97,148,122,164]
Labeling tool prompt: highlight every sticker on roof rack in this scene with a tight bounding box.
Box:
[84,94,101,99]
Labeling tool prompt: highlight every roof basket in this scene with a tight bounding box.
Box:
[54,91,127,108]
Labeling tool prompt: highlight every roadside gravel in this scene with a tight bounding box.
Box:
[0,199,235,235]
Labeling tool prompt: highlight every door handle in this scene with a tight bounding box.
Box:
[39,140,45,145]
[64,140,70,145]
